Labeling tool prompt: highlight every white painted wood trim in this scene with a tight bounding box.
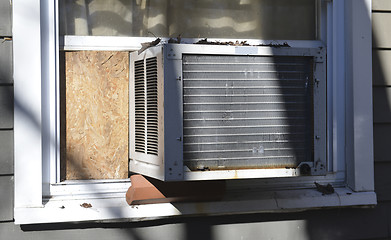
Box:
[14,187,377,225]
[345,0,375,191]
[13,0,43,208]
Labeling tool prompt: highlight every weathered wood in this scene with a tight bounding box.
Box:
[62,51,129,180]
[0,176,13,221]
[0,130,13,174]
[373,87,391,123]
[0,86,13,128]
[373,13,391,48]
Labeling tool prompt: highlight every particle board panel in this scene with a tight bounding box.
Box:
[373,13,391,48]
[373,50,391,86]
[0,40,12,84]
[63,51,129,180]
[0,130,13,174]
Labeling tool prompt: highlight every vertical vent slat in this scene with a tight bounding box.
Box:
[146,57,159,155]
[133,57,159,156]
[134,59,145,153]
[182,55,313,171]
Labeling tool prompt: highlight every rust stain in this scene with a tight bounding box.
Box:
[80,203,92,208]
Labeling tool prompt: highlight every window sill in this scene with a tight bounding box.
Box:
[14,187,377,225]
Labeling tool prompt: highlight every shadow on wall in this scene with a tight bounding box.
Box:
[372,7,391,201]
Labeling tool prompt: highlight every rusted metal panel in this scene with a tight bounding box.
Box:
[62,51,129,180]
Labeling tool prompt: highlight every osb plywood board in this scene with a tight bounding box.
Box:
[63,51,129,180]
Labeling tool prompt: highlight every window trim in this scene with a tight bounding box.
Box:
[14,0,376,224]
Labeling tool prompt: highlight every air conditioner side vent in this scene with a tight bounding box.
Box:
[133,57,159,155]
[134,59,145,153]
[146,57,159,155]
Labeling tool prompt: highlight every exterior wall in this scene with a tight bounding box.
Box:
[373,0,391,203]
[1,0,391,239]
[0,0,14,225]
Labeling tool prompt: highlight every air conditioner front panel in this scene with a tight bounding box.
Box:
[129,44,326,181]
[182,54,313,171]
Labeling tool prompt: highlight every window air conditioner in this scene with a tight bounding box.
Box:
[129,43,326,181]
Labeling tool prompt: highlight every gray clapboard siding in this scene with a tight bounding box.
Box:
[0,130,13,174]
[0,40,12,84]
[373,13,391,48]
[0,86,13,128]
[373,87,391,123]
[375,162,391,201]
[374,124,391,162]
[373,50,391,86]
[373,0,391,11]
[0,0,11,36]
[0,176,13,221]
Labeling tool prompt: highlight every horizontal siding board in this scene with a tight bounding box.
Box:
[373,50,391,86]
[0,175,13,221]
[373,13,391,48]
[373,87,391,123]
[0,86,13,128]
[374,124,391,162]
[373,0,391,11]
[0,0,11,36]
[0,130,13,174]
[375,162,391,201]
[0,40,12,84]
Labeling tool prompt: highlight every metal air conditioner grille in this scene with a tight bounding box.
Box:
[182,54,313,171]
[146,57,159,155]
[134,59,145,153]
[133,57,159,155]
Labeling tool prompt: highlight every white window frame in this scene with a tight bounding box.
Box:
[14,0,376,225]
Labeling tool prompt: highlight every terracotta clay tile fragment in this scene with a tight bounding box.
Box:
[126,175,226,205]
